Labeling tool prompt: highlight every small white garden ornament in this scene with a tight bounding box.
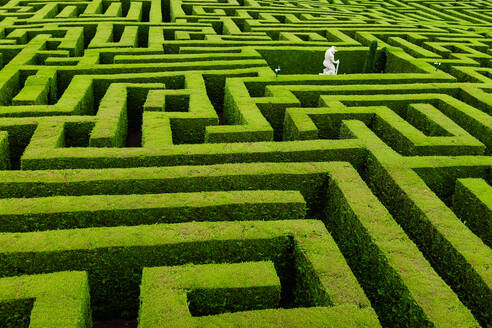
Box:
[320,46,340,75]
[274,66,281,78]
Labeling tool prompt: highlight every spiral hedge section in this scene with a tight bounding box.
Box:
[0,0,490,327]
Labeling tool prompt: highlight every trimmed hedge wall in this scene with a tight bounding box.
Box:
[0,4,489,326]
[364,153,492,327]
[452,178,491,248]
[0,220,375,322]
[0,271,91,328]
[323,163,478,327]
[139,263,379,328]
[0,190,307,232]
[193,305,381,328]
[0,162,338,215]
[138,261,281,326]
[0,131,9,170]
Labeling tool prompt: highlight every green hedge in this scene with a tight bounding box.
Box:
[138,261,380,327]
[322,163,478,327]
[256,47,382,75]
[88,83,130,147]
[0,220,374,322]
[0,271,91,328]
[452,178,491,247]
[0,131,9,169]
[0,190,307,232]
[193,305,381,328]
[316,93,488,156]
[364,153,492,327]
[0,122,36,169]
[0,162,345,215]
[413,164,489,208]
[0,299,33,328]
[20,138,365,170]
[138,261,281,326]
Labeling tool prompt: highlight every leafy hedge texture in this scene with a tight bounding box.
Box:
[0,0,490,327]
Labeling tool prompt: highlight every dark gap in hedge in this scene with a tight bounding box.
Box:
[93,81,107,110]
[47,74,57,106]
[162,29,174,41]
[265,30,279,41]
[101,0,110,13]
[273,128,282,142]
[137,25,149,48]
[413,166,489,207]
[451,180,492,248]
[125,88,147,147]
[64,122,94,147]
[0,45,20,68]
[46,40,60,51]
[17,71,31,96]
[211,21,223,35]
[57,71,73,99]
[203,75,227,125]
[378,50,387,73]
[248,10,258,19]
[113,25,124,43]
[189,33,205,41]
[119,0,130,18]
[278,236,297,308]
[165,94,188,112]
[181,3,192,15]
[83,24,98,49]
[187,286,278,316]
[296,34,309,41]
[161,0,170,22]
[6,124,36,170]
[232,18,245,33]
[273,15,285,23]
[140,1,150,22]
[244,81,265,97]
[0,298,34,328]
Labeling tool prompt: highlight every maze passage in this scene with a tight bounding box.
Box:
[0,0,490,327]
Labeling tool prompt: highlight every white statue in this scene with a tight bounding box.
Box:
[319,46,340,75]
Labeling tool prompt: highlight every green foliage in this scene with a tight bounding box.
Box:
[0,271,91,327]
[452,178,492,247]
[365,154,491,327]
[0,299,33,328]
[363,41,378,73]
[258,47,372,75]
[0,190,307,232]
[0,220,377,324]
[0,0,490,326]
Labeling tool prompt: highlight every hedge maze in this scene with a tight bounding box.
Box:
[0,0,490,326]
